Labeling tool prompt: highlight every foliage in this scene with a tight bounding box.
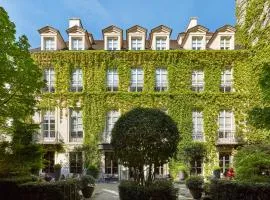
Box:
[183,141,207,161]
[119,180,178,200]
[31,49,257,176]
[79,175,95,188]
[111,108,180,185]
[185,176,204,190]
[0,120,44,177]
[234,144,270,183]
[0,7,43,127]
[169,160,188,180]
[86,165,99,179]
[54,164,62,170]
[209,179,270,200]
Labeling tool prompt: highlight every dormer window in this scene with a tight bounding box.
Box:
[44,37,56,50]
[71,37,83,50]
[220,36,231,50]
[108,37,118,50]
[192,36,203,50]
[156,37,167,50]
[131,37,142,50]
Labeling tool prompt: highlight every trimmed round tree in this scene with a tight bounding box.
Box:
[111,108,180,185]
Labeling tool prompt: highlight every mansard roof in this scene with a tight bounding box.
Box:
[102,25,123,34]
[206,25,235,48]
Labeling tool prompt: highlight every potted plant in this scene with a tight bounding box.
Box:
[185,176,204,199]
[79,175,95,198]
[86,165,99,179]
[213,166,221,179]
[53,164,62,181]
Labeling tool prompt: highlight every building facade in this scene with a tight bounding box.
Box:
[32,17,257,180]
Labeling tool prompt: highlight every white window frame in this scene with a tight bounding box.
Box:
[107,37,119,50]
[218,111,235,143]
[70,109,83,143]
[131,37,143,50]
[155,68,168,91]
[71,37,83,50]
[42,110,55,141]
[44,37,56,51]
[69,152,83,174]
[107,68,119,91]
[70,68,83,92]
[156,37,167,50]
[44,68,55,93]
[130,68,143,92]
[192,70,204,92]
[221,68,233,92]
[103,110,120,143]
[192,36,203,50]
[192,111,204,141]
[220,36,231,50]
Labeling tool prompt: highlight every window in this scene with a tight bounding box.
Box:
[218,111,235,143]
[44,37,55,50]
[69,152,83,173]
[192,111,204,141]
[44,68,55,92]
[71,37,83,50]
[220,36,231,50]
[70,68,83,92]
[131,37,142,50]
[190,159,202,175]
[70,109,83,142]
[130,68,143,92]
[107,68,119,91]
[107,37,118,50]
[42,111,55,141]
[43,151,55,173]
[192,36,203,50]
[155,68,168,91]
[103,110,120,143]
[192,70,204,92]
[156,37,167,50]
[219,153,232,173]
[221,68,233,92]
[105,152,118,175]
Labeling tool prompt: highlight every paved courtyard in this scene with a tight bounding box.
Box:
[90,182,193,200]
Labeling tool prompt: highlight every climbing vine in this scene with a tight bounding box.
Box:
[32,50,265,176]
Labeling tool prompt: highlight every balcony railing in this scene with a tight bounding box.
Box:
[192,132,204,141]
[191,83,204,92]
[217,130,238,144]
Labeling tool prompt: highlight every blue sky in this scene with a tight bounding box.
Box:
[1,0,235,48]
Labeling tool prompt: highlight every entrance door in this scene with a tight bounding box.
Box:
[105,152,118,177]
[43,151,55,173]
[219,152,231,173]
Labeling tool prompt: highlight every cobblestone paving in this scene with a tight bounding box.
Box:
[90,183,194,200]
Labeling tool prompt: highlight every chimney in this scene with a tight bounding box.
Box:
[186,17,198,31]
[69,18,82,28]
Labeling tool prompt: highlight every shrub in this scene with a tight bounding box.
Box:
[234,144,270,183]
[119,180,178,200]
[209,179,270,200]
[185,176,204,190]
[79,175,95,188]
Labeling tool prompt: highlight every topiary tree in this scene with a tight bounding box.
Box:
[111,108,180,185]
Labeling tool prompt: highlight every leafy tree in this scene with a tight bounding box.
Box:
[234,144,270,183]
[111,108,180,185]
[0,7,43,176]
[0,7,43,129]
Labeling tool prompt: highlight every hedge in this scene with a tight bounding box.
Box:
[119,180,178,200]
[209,179,270,200]
[0,178,80,200]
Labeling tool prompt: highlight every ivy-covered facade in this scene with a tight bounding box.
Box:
[31,49,264,179]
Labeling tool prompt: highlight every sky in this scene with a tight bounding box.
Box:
[1,0,236,48]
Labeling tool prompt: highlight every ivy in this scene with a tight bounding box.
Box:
[31,50,265,176]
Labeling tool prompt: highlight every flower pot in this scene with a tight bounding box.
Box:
[213,169,221,179]
[54,169,61,181]
[82,186,95,198]
[189,188,202,200]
